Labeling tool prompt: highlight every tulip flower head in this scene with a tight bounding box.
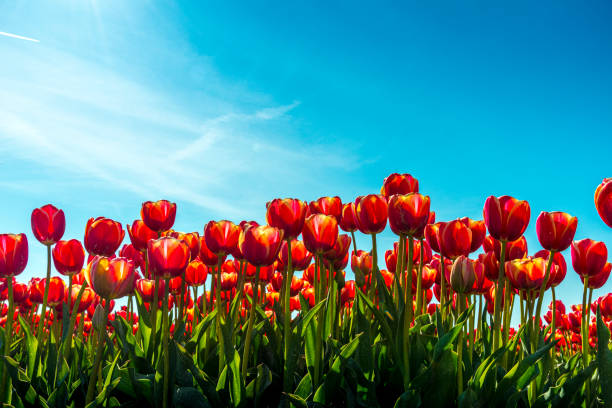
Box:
[450,255,476,294]
[127,220,157,252]
[185,258,208,287]
[354,194,388,235]
[595,178,612,228]
[31,204,65,246]
[0,233,28,278]
[204,220,241,256]
[380,173,419,198]
[387,193,431,238]
[505,257,547,291]
[86,256,137,300]
[302,214,339,254]
[571,239,608,278]
[53,239,85,276]
[147,237,191,278]
[309,196,343,220]
[141,200,176,233]
[278,239,313,271]
[483,195,530,242]
[84,217,125,257]
[439,219,472,259]
[238,225,284,267]
[339,202,358,232]
[265,198,308,240]
[536,211,578,252]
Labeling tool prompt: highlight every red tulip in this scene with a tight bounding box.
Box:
[419,264,437,290]
[424,222,443,254]
[84,217,125,256]
[167,231,201,260]
[0,234,28,278]
[580,262,611,289]
[11,282,29,304]
[536,211,578,252]
[185,258,208,287]
[449,255,476,294]
[340,281,356,305]
[354,194,387,234]
[385,249,397,273]
[534,250,567,287]
[119,244,144,269]
[52,239,85,276]
[127,220,157,252]
[439,219,472,259]
[31,204,65,245]
[351,250,373,276]
[67,284,95,313]
[198,235,225,267]
[266,198,308,240]
[459,218,486,253]
[483,195,530,242]
[309,196,343,220]
[380,173,419,198]
[204,220,241,256]
[482,235,528,261]
[136,278,165,302]
[29,277,66,306]
[278,240,313,271]
[471,260,493,294]
[600,293,612,319]
[147,237,191,278]
[387,193,431,238]
[141,200,176,233]
[302,214,339,254]
[478,251,499,281]
[339,203,358,232]
[85,256,136,300]
[220,272,238,291]
[505,257,547,291]
[571,239,608,278]
[238,225,284,267]
[595,178,612,228]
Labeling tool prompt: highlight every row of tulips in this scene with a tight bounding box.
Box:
[1,175,611,407]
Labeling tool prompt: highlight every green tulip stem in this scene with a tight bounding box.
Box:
[395,235,405,308]
[415,239,424,316]
[350,230,358,255]
[215,256,225,371]
[151,275,160,362]
[35,245,52,363]
[492,240,507,352]
[64,281,88,361]
[85,299,111,404]
[457,292,464,397]
[402,236,414,390]
[581,277,590,405]
[283,239,294,392]
[242,266,260,379]
[162,276,170,408]
[440,254,447,320]
[533,251,555,350]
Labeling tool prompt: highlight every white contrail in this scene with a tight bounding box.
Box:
[0,31,39,42]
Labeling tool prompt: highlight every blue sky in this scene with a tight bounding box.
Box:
[1,1,611,315]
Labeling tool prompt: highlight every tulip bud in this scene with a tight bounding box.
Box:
[0,234,28,278]
[380,173,419,198]
[354,194,388,235]
[339,203,358,233]
[449,255,475,294]
[536,211,578,252]
[266,198,308,240]
[387,193,431,238]
[53,239,85,276]
[84,217,125,257]
[302,214,339,254]
[571,239,608,278]
[483,195,530,242]
[238,225,284,267]
[141,200,176,233]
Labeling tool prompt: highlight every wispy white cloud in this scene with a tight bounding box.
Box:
[0,31,39,42]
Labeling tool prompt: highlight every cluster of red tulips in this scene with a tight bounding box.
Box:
[1,174,611,407]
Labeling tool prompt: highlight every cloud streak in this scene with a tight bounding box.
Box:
[0,31,39,42]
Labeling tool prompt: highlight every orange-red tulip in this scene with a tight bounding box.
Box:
[167,231,201,260]
[339,202,358,233]
[482,235,528,261]
[86,256,136,300]
[204,220,241,256]
[238,225,284,267]
[278,240,313,271]
[483,195,530,242]
[387,193,430,238]
[198,235,225,267]
[84,217,125,257]
[52,239,85,276]
[534,250,567,287]
[302,214,339,254]
[354,194,387,234]
[309,196,343,220]
[595,178,612,228]
[424,222,443,254]
[220,272,238,291]
[478,251,499,281]
[29,277,66,306]
[580,262,611,289]
[185,258,208,287]
[136,278,165,302]
[380,173,419,198]
[351,250,373,276]
[459,217,486,253]
[0,233,28,278]
[323,234,351,262]
[266,198,308,240]
[147,237,191,278]
[439,219,472,259]
[536,211,578,252]
[571,239,608,278]
[31,204,65,245]
[141,200,176,233]
[119,244,144,269]
[385,249,397,273]
[505,257,547,291]
[471,260,493,294]
[67,284,95,313]
[127,220,157,252]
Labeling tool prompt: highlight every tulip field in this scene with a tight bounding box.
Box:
[2,174,612,407]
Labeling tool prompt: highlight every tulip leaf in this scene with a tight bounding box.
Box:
[596,306,612,407]
[175,386,212,408]
[18,315,38,378]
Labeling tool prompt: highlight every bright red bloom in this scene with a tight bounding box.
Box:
[354,194,388,234]
[471,260,493,294]
[580,262,611,289]
[309,196,343,220]
[505,257,547,291]
[536,211,578,252]
[483,235,528,262]
[478,251,499,281]
[0,234,28,278]
[198,235,225,266]
[11,282,29,304]
[84,217,125,256]
[86,256,136,300]
[168,276,182,295]
[136,278,165,302]
[238,225,284,267]
[429,255,452,285]
[385,249,397,273]
[534,250,567,287]
[141,200,176,233]
[600,293,612,319]
[439,219,472,259]
[351,250,373,276]
[595,178,612,228]
[483,195,530,242]
[387,193,431,238]
[339,203,358,232]
[52,239,85,276]
[266,198,308,240]
[29,276,66,306]
[31,204,65,246]
[67,284,95,313]
[185,258,208,287]
[323,234,351,262]
[459,218,486,253]
[571,239,608,278]
[147,237,191,278]
[302,214,339,254]
[380,173,419,198]
[167,231,201,260]
[220,272,238,291]
[424,222,443,254]
[119,244,144,269]
[127,220,157,252]
[278,240,313,271]
[204,220,241,256]
[418,264,437,290]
